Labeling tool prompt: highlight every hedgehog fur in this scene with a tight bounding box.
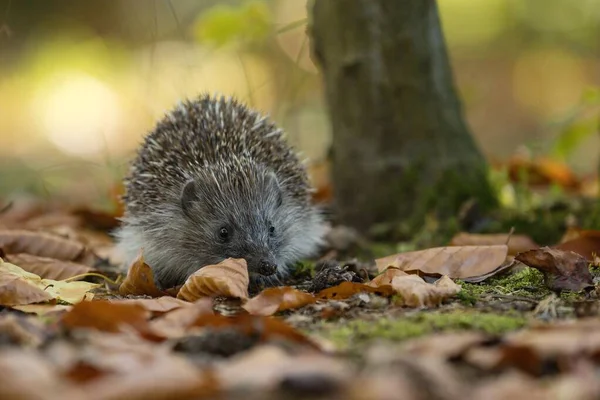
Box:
[115,94,327,289]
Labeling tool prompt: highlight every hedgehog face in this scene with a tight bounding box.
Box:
[179,161,293,284]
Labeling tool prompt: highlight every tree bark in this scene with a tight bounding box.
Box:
[309,0,497,232]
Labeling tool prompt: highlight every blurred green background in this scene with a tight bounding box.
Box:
[0,0,599,207]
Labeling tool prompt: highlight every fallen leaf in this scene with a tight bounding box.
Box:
[217,345,349,393]
[118,252,168,297]
[0,260,54,306]
[367,267,409,287]
[84,354,218,400]
[0,349,83,400]
[0,259,98,306]
[317,281,395,300]
[61,300,153,335]
[114,296,192,314]
[192,313,320,349]
[515,247,594,291]
[449,232,538,255]
[375,245,508,280]
[150,298,214,338]
[177,258,249,301]
[242,286,316,316]
[0,229,97,265]
[71,207,121,231]
[390,274,461,307]
[0,313,51,346]
[5,253,94,280]
[555,229,600,261]
[12,304,72,316]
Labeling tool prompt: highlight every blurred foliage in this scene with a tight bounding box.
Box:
[550,88,600,161]
[192,1,272,47]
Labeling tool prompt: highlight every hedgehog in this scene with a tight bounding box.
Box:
[115,94,327,289]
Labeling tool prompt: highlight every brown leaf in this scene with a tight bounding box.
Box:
[150,298,214,338]
[192,313,320,349]
[242,286,316,316]
[5,253,94,280]
[391,274,461,308]
[0,260,54,306]
[177,258,249,301]
[84,354,218,400]
[515,247,594,291]
[554,229,600,261]
[375,245,509,280]
[62,300,154,336]
[71,207,121,231]
[217,345,349,393]
[367,266,408,287]
[317,281,395,300]
[0,229,97,266]
[0,349,82,400]
[118,252,168,298]
[12,304,72,316]
[114,296,192,315]
[449,232,538,256]
[0,259,99,306]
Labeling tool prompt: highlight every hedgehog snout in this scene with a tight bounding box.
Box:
[246,258,278,276]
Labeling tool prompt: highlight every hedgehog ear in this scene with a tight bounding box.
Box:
[265,171,283,208]
[181,179,199,218]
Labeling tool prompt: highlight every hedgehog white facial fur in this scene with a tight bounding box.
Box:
[115,94,327,289]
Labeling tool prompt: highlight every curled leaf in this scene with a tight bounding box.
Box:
[243,287,316,316]
[118,252,167,298]
[515,247,594,292]
[391,274,461,308]
[177,258,249,301]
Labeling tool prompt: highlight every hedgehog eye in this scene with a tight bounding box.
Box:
[269,225,275,237]
[218,227,230,241]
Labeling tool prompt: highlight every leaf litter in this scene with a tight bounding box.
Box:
[2,198,600,399]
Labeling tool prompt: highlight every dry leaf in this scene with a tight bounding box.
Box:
[71,207,121,231]
[5,253,94,280]
[242,286,316,316]
[317,281,395,300]
[84,354,218,400]
[12,304,72,316]
[62,300,153,335]
[0,229,97,265]
[390,274,461,307]
[0,261,54,306]
[118,252,168,297]
[177,258,249,301]
[367,267,409,287]
[375,245,509,279]
[114,296,192,315]
[515,247,594,292]
[150,298,214,338]
[0,259,96,306]
[217,345,349,392]
[191,313,319,349]
[449,232,538,256]
[0,349,82,400]
[554,229,600,261]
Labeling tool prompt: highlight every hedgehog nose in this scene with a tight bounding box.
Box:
[258,260,277,276]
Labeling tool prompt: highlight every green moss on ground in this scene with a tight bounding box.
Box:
[321,310,527,349]
[458,267,549,300]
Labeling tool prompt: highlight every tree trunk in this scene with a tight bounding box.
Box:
[309,0,497,232]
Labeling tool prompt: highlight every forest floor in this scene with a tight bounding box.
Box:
[1,190,599,400]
